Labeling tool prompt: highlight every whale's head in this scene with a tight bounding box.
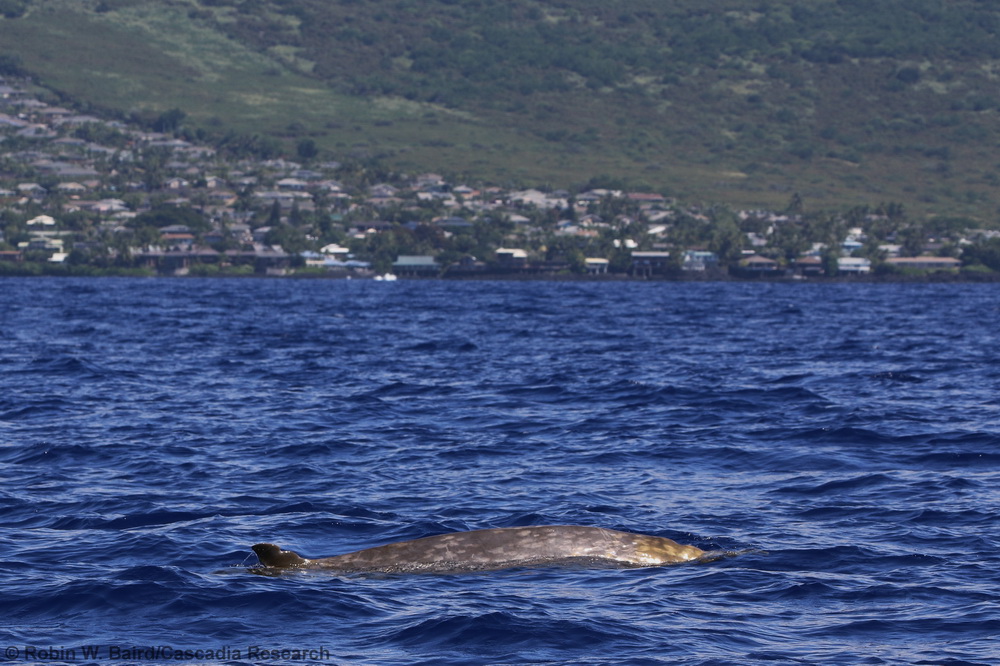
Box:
[632,536,706,565]
[252,543,309,568]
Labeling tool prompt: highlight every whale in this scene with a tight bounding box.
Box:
[252,525,706,574]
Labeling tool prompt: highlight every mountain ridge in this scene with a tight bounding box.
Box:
[3,0,1000,219]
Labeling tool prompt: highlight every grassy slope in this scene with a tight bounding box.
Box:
[0,1,560,181]
[3,0,1000,219]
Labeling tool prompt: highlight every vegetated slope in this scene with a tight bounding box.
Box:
[3,0,1000,219]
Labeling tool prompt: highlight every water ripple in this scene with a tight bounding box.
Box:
[2,278,999,664]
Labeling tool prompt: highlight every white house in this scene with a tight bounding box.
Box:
[838,257,871,274]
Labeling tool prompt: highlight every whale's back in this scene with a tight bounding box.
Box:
[253,525,705,574]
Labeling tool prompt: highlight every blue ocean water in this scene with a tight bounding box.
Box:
[1,277,999,665]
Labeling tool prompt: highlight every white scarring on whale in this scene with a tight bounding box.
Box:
[252,525,709,574]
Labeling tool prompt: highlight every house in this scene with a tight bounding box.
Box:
[842,238,864,253]
[369,183,399,198]
[630,250,674,277]
[626,192,668,207]
[17,183,46,196]
[584,257,609,274]
[161,233,196,249]
[147,138,193,151]
[22,236,64,253]
[71,199,128,214]
[578,214,607,228]
[884,256,961,271]
[202,229,228,246]
[445,255,487,275]
[135,246,220,275]
[348,220,393,236]
[253,246,291,275]
[0,112,28,128]
[319,243,350,258]
[556,223,598,238]
[254,190,311,209]
[495,248,529,268]
[793,255,825,277]
[276,178,308,191]
[737,254,783,276]
[53,114,102,127]
[434,216,473,229]
[837,257,871,274]
[0,84,26,100]
[56,182,89,195]
[393,255,439,276]
[683,250,719,272]
[36,106,73,120]
[575,191,605,206]
[414,173,446,189]
[301,252,365,272]
[317,180,345,193]
[509,189,567,209]
[17,124,57,139]
[300,251,326,268]
[51,136,88,148]
[27,214,57,227]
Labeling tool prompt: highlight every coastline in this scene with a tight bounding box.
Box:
[2,264,998,283]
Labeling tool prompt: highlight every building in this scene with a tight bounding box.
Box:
[884,256,961,271]
[584,258,609,275]
[630,251,674,277]
[495,248,529,268]
[737,254,782,276]
[838,257,871,274]
[393,255,439,276]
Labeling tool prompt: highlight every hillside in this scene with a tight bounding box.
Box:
[3,0,1000,220]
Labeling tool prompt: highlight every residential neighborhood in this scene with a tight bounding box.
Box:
[2,76,999,280]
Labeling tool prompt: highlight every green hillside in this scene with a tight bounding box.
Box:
[3,0,1000,219]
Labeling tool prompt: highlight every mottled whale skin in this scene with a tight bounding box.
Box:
[252,525,705,574]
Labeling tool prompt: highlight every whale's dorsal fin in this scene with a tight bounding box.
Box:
[252,543,308,568]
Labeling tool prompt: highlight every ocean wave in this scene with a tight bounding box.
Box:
[3,279,999,665]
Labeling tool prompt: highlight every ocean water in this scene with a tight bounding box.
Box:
[1,277,998,665]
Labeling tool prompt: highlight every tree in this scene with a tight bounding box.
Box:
[899,224,926,257]
[821,247,840,276]
[131,205,211,233]
[296,139,319,162]
[267,200,282,226]
[708,208,745,265]
[961,238,1000,272]
[785,193,804,215]
[152,108,186,133]
[771,221,810,263]
[0,1,27,19]
[264,224,310,254]
[0,52,25,75]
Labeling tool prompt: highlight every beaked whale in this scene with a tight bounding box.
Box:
[252,525,706,574]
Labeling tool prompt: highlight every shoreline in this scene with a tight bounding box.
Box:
[2,266,999,284]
